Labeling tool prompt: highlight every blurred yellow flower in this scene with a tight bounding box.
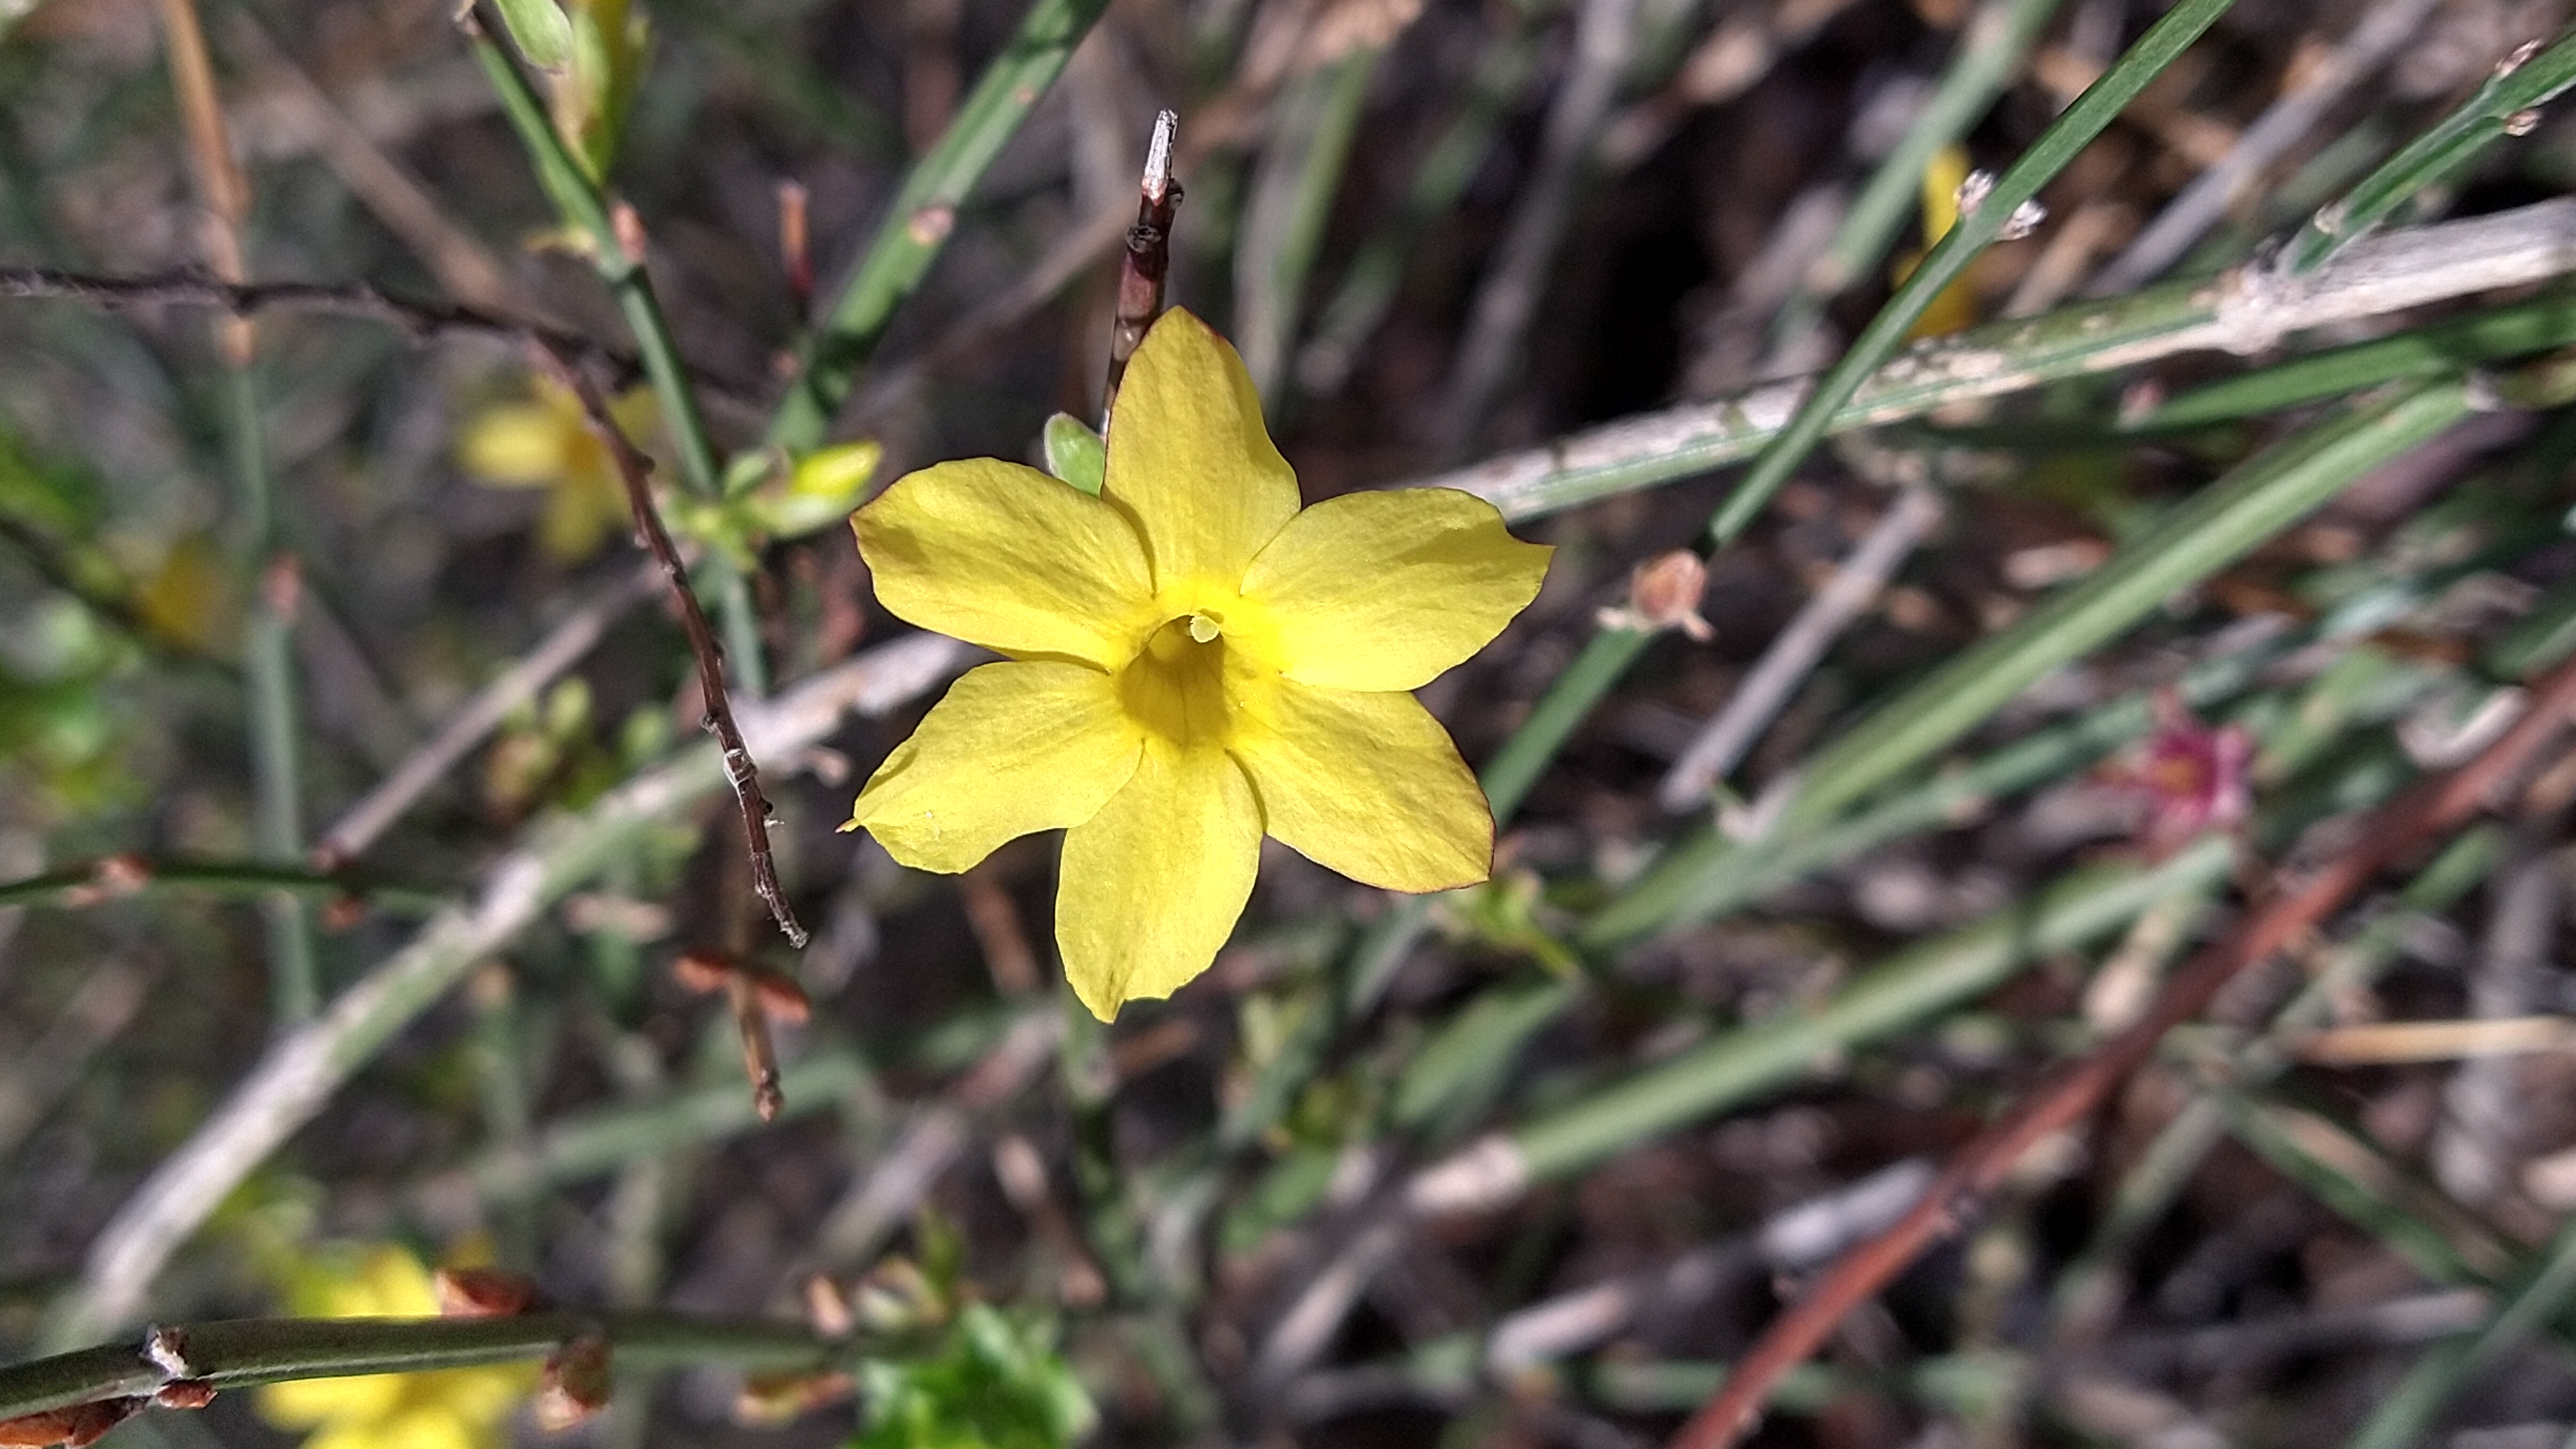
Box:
[845,308,1551,1020]
[131,533,239,652]
[457,378,654,563]
[1898,142,1983,339]
[257,1244,531,1449]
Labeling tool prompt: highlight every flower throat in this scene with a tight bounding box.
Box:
[1121,612,1233,747]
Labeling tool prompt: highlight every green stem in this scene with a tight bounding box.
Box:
[1775,376,2472,829]
[762,0,1116,455]
[2344,1208,2576,1449]
[2284,22,2576,272]
[221,362,317,1025]
[464,28,718,498]
[1235,45,1384,405]
[1714,0,2235,543]
[1764,0,2065,351]
[1582,632,2288,947]
[465,22,765,692]
[1508,838,2233,1183]
[0,1313,839,1422]
[447,1048,869,1202]
[1297,10,1548,396]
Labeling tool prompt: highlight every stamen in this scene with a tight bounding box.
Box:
[1187,613,1220,644]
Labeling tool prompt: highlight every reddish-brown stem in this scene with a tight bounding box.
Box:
[529,346,810,949]
[778,182,813,313]
[728,974,785,1122]
[1666,653,2576,1449]
[1101,109,1181,424]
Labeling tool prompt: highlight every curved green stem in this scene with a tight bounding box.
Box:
[762,0,1116,455]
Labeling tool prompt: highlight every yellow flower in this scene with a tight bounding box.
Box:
[1898,142,1982,340]
[257,1244,531,1449]
[845,309,1552,1019]
[457,378,654,563]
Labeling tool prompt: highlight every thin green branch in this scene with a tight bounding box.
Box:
[1714,0,2235,543]
[462,14,768,694]
[1764,0,2065,351]
[221,365,318,1025]
[0,1312,839,1423]
[462,19,719,499]
[2344,1203,2576,1449]
[442,1048,870,1203]
[2285,22,2576,272]
[1504,840,2231,1186]
[762,0,1116,456]
[1773,374,2476,830]
[1583,632,2291,947]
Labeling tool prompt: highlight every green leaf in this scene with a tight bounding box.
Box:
[851,1305,1094,1449]
[1040,413,1105,495]
[492,0,575,71]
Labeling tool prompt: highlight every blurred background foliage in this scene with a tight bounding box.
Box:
[10,0,2576,1446]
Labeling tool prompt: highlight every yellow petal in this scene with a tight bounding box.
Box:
[303,1416,401,1449]
[1102,309,1300,591]
[1240,488,1552,690]
[372,1403,484,1449]
[428,1364,533,1422]
[853,458,1157,668]
[606,384,658,441]
[1056,742,1260,1020]
[538,468,628,562]
[1920,142,1969,241]
[260,1372,403,1429]
[355,1244,440,1316]
[457,406,569,486]
[849,661,1144,873]
[1235,681,1492,891]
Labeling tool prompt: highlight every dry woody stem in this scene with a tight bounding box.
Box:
[1665,652,2576,1449]
[0,268,760,408]
[1103,109,1181,422]
[527,346,809,949]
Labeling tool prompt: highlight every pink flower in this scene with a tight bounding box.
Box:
[2106,691,2253,857]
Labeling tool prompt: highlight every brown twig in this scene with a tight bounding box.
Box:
[219,12,533,319]
[727,974,787,1121]
[1101,108,1180,425]
[528,347,810,949]
[1665,653,2576,1449]
[152,0,252,366]
[0,266,761,404]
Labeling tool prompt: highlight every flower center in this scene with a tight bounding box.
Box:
[1121,614,1234,747]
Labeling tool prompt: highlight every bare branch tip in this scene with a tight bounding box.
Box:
[1142,109,1179,203]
